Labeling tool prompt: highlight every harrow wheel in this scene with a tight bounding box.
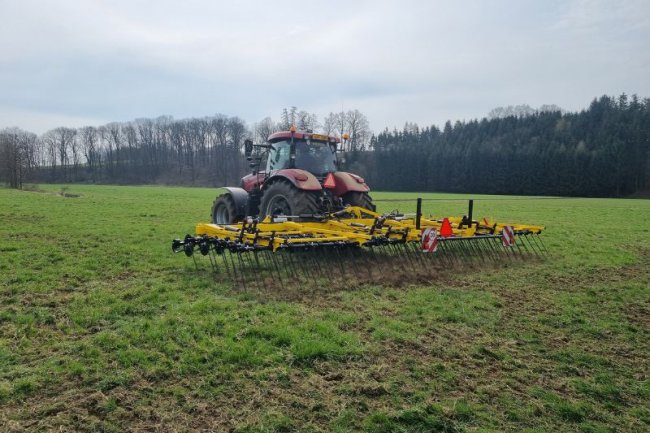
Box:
[343,191,376,212]
[211,193,239,224]
[259,180,319,217]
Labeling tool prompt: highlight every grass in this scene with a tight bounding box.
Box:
[0,184,648,432]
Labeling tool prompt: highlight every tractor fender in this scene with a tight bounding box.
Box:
[331,172,370,196]
[263,169,322,191]
[216,187,249,218]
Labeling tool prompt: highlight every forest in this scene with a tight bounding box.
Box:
[1,94,648,197]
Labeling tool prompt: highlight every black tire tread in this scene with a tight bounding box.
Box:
[211,194,238,224]
[342,191,376,212]
[259,181,320,217]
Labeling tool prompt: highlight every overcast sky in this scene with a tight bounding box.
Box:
[1,0,649,134]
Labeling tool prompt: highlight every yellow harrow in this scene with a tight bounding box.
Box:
[172,200,546,290]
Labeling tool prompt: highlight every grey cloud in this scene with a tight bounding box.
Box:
[1,0,648,133]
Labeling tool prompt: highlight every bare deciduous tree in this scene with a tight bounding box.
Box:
[0,128,38,188]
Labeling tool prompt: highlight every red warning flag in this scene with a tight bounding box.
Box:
[323,172,336,189]
[440,217,453,237]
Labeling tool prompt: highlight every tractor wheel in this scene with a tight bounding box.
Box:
[259,181,320,218]
[342,191,376,212]
[211,194,239,224]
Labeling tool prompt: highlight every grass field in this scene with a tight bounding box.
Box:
[1,184,648,432]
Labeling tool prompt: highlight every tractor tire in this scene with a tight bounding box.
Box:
[211,194,240,224]
[342,191,376,212]
[259,181,320,218]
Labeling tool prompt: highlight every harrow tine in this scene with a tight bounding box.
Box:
[532,233,546,257]
[485,236,501,262]
[517,233,534,258]
[174,206,546,289]
[267,251,284,290]
[533,233,548,255]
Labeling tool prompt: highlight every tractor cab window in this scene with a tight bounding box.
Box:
[266,141,291,172]
[295,141,336,176]
[266,140,337,175]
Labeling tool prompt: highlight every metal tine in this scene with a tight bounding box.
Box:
[444,239,461,266]
[530,233,545,257]
[191,248,199,270]
[220,249,233,283]
[253,250,270,290]
[436,239,453,267]
[407,242,424,273]
[356,246,370,286]
[465,238,480,261]
[395,243,411,272]
[499,239,515,260]
[298,249,314,285]
[424,241,442,268]
[447,240,461,264]
[528,233,544,258]
[455,239,470,261]
[511,234,527,259]
[472,238,488,263]
[483,237,501,262]
[435,239,450,265]
[446,239,460,261]
[463,239,481,262]
[336,247,350,287]
[284,250,299,283]
[412,241,429,267]
[295,250,310,285]
[525,233,541,257]
[313,248,327,282]
[225,250,237,287]
[516,233,533,258]
[334,247,347,286]
[280,250,295,280]
[532,233,548,255]
[245,251,263,290]
[206,244,218,273]
[234,250,245,287]
[310,248,322,283]
[236,252,248,290]
[258,250,271,286]
[481,237,497,262]
[322,248,336,286]
[266,251,285,290]
[520,233,538,258]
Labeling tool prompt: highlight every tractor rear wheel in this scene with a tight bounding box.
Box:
[342,191,376,212]
[259,181,319,218]
[211,194,239,224]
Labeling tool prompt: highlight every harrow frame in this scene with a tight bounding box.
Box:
[172,200,547,290]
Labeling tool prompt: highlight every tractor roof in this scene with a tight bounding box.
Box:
[268,130,341,144]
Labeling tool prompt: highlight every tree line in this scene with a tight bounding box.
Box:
[1,95,648,197]
[356,94,649,197]
[0,108,371,188]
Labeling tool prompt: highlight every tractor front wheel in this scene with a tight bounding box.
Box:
[259,181,319,218]
[211,194,239,224]
[342,191,376,212]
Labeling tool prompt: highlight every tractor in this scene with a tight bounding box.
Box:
[210,127,376,224]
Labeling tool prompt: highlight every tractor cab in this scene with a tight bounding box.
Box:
[265,132,339,177]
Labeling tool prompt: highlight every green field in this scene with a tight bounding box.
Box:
[1,185,648,432]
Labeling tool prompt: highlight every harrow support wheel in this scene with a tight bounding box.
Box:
[211,193,239,224]
[259,180,319,217]
[343,191,376,212]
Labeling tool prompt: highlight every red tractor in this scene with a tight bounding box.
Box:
[211,128,375,224]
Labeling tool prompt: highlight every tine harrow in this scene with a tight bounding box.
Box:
[172,205,546,290]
